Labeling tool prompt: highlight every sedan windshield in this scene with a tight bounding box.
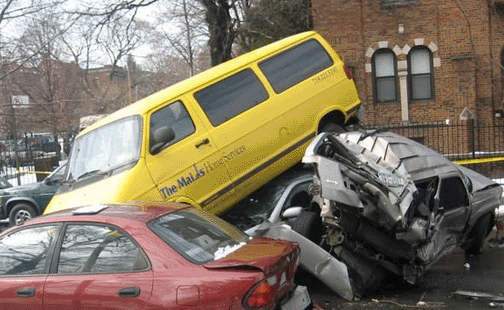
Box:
[66,116,142,182]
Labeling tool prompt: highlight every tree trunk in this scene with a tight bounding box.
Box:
[200,0,234,66]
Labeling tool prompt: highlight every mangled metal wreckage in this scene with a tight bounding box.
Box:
[262,130,502,299]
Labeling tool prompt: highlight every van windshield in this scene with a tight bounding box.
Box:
[66,116,142,182]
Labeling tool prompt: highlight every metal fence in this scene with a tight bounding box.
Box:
[0,143,63,187]
[2,120,504,187]
[359,120,504,184]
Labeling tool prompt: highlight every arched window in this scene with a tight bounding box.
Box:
[372,49,398,103]
[408,46,434,100]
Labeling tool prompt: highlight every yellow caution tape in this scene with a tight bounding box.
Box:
[14,170,50,175]
[452,157,504,165]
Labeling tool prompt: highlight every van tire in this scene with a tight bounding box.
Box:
[291,211,323,245]
[9,203,36,226]
[464,212,492,255]
[321,123,345,133]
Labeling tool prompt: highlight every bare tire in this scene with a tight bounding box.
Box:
[9,203,36,226]
[321,123,345,133]
[291,211,323,245]
[464,212,492,255]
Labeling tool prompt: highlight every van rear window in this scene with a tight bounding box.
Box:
[259,39,333,93]
[194,69,269,126]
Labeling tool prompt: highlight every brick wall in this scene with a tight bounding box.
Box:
[313,0,495,126]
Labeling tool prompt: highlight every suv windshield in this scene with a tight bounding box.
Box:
[66,116,142,182]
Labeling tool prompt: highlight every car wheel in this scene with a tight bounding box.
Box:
[291,211,323,245]
[464,212,492,255]
[9,203,37,226]
[321,123,345,133]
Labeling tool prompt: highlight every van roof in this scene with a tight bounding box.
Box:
[78,31,320,136]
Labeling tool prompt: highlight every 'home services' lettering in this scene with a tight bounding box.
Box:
[159,145,246,199]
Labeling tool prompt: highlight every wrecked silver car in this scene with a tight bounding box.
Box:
[299,130,502,294]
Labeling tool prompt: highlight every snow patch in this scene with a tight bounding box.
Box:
[214,242,246,260]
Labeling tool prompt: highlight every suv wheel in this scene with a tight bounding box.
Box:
[9,203,36,226]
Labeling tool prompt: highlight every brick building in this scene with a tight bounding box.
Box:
[311,0,504,156]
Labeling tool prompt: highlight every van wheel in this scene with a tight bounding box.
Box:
[464,212,492,255]
[291,211,323,245]
[321,123,345,133]
[9,203,36,226]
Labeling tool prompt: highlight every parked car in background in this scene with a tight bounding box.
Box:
[221,167,319,238]
[18,135,61,153]
[298,130,502,294]
[0,162,66,226]
[0,135,61,167]
[0,143,44,167]
[0,201,311,310]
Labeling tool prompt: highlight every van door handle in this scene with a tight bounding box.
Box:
[16,287,35,297]
[195,138,210,148]
[118,286,140,298]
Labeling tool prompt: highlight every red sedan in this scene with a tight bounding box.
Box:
[0,201,311,310]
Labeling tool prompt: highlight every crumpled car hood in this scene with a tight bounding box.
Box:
[303,131,421,230]
[300,130,502,292]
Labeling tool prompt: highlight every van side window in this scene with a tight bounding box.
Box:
[194,68,269,126]
[258,39,334,93]
[150,101,195,151]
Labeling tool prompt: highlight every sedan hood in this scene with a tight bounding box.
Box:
[203,237,297,275]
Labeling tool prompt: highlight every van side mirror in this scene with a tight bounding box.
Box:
[150,127,176,155]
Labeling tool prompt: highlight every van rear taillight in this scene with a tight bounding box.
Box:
[343,63,353,80]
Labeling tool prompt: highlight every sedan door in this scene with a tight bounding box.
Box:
[0,224,60,310]
[43,223,154,310]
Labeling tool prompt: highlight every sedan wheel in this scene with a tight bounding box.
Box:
[9,203,36,226]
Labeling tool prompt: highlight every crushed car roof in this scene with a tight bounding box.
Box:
[305,130,496,189]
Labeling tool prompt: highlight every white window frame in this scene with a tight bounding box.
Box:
[408,46,434,101]
[372,49,398,103]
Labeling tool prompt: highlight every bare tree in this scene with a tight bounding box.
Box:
[0,0,72,80]
[12,11,84,144]
[153,0,206,76]
[72,0,244,66]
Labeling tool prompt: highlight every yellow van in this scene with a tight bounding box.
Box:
[44,31,361,215]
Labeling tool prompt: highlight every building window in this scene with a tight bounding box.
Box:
[408,47,434,100]
[372,49,397,103]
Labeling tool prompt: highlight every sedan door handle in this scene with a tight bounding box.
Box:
[16,287,35,298]
[195,138,210,148]
[118,286,140,298]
